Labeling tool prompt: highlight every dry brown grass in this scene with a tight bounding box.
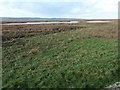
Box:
[2,20,118,42]
[2,24,85,41]
[27,47,39,55]
[80,22,118,39]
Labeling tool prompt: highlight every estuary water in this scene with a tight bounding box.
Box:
[3,21,79,25]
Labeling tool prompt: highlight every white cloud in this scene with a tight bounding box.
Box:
[0,1,44,17]
[70,8,82,14]
[94,0,118,12]
[0,0,119,18]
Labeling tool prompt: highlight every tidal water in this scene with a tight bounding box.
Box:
[3,21,79,25]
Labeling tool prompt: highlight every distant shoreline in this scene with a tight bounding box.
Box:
[1,18,117,24]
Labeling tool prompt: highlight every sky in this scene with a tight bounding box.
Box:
[0,0,119,19]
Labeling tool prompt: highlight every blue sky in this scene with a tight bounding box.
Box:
[0,0,119,19]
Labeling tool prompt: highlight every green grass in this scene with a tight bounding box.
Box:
[2,24,119,88]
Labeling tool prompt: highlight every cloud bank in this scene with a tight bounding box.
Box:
[0,0,119,18]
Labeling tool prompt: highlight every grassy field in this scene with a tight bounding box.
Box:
[2,21,119,88]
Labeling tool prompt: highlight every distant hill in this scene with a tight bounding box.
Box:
[0,17,81,21]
